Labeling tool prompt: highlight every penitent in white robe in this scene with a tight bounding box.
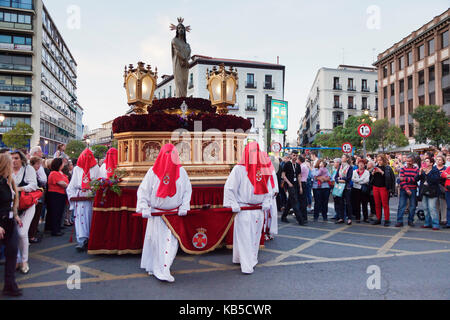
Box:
[224,166,272,274]
[67,165,100,244]
[136,167,192,283]
[98,164,107,179]
[266,170,279,237]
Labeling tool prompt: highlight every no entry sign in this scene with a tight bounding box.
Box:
[358,124,372,138]
[342,142,353,154]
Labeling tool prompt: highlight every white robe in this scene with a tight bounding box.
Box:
[224,166,272,274]
[67,165,100,243]
[99,164,107,179]
[266,170,279,236]
[137,167,192,283]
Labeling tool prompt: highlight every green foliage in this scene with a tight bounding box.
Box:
[66,140,87,159]
[91,145,108,161]
[312,115,409,155]
[412,105,450,148]
[2,122,34,149]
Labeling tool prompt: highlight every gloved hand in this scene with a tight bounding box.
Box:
[178,210,188,217]
[232,206,241,214]
[142,208,152,219]
[262,204,271,212]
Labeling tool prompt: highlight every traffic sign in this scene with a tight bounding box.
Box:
[271,142,282,153]
[342,142,353,154]
[358,124,372,138]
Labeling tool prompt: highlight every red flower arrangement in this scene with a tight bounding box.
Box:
[149,97,217,114]
[113,112,251,134]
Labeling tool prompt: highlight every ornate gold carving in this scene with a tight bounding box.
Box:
[142,141,161,162]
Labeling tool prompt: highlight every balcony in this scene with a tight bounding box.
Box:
[361,105,370,111]
[264,82,275,90]
[0,42,32,52]
[0,62,32,72]
[361,87,370,93]
[333,122,344,128]
[333,102,342,109]
[0,84,31,92]
[333,84,342,90]
[347,104,355,110]
[245,81,257,89]
[348,86,356,92]
[245,105,257,112]
[228,104,239,111]
[0,0,34,10]
[0,21,33,32]
[0,103,31,113]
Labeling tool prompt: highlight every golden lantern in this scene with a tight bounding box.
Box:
[124,62,158,114]
[207,63,238,115]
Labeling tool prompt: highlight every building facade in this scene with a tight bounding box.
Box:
[374,9,449,139]
[0,0,82,155]
[154,55,286,151]
[298,65,378,146]
[85,120,113,147]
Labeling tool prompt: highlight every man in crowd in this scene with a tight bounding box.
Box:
[281,151,305,225]
[298,155,310,224]
[396,155,420,227]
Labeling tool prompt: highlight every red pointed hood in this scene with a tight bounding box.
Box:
[238,142,272,195]
[153,144,181,199]
[104,148,118,179]
[77,148,98,190]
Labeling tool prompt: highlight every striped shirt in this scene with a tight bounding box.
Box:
[399,166,419,192]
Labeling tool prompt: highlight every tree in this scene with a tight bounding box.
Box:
[2,122,34,150]
[412,105,450,148]
[66,140,87,159]
[366,119,409,152]
[91,145,108,161]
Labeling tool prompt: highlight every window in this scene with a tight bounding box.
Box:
[400,102,405,116]
[333,77,341,89]
[429,66,435,82]
[408,100,414,114]
[429,92,435,105]
[246,74,255,87]
[348,78,354,90]
[383,66,388,78]
[247,95,255,108]
[408,76,413,90]
[407,51,413,66]
[418,71,425,85]
[442,30,449,49]
[418,44,425,60]
[390,61,395,75]
[348,96,354,109]
[334,95,340,108]
[419,95,425,106]
[399,79,404,93]
[248,118,255,128]
[362,97,368,109]
[390,84,395,96]
[399,56,405,70]
[443,59,449,77]
[264,75,273,89]
[375,80,378,92]
[428,38,435,55]
[362,79,368,91]
[0,34,11,43]
[391,105,395,118]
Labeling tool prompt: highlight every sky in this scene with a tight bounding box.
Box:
[44,0,449,142]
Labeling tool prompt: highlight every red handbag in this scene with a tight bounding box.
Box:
[19,190,43,211]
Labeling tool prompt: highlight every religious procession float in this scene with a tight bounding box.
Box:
[88,18,263,255]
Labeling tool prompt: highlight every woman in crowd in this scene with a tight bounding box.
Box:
[0,153,23,296]
[419,157,441,230]
[11,150,37,275]
[312,160,331,222]
[441,164,450,229]
[435,155,447,226]
[46,158,69,237]
[335,154,354,225]
[28,157,44,244]
[330,158,340,220]
[351,159,371,223]
[371,154,395,227]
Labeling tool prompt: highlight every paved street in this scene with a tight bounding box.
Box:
[1,197,449,300]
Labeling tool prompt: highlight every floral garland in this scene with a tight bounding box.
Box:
[149,97,216,114]
[113,112,252,134]
[89,169,127,206]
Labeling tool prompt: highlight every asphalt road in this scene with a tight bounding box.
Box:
[1,197,449,301]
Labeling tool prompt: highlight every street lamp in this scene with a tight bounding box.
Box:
[0,114,5,123]
[124,62,158,114]
[207,63,238,115]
